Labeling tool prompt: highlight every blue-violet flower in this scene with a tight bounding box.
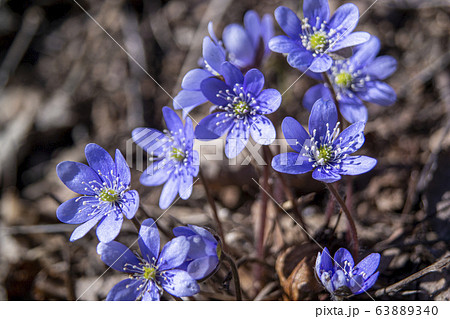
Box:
[269,1,370,73]
[56,143,139,243]
[173,225,221,280]
[303,36,397,123]
[315,247,380,298]
[132,107,199,209]
[195,62,281,158]
[98,218,199,301]
[272,98,377,183]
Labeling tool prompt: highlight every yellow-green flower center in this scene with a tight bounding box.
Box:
[335,72,353,88]
[317,145,333,164]
[310,32,327,51]
[216,244,222,260]
[233,101,249,115]
[171,147,185,161]
[99,188,119,202]
[143,266,157,280]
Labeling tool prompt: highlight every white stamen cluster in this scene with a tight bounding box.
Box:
[300,17,338,57]
[301,122,357,172]
[78,170,129,217]
[215,84,260,130]
[329,60,371,100]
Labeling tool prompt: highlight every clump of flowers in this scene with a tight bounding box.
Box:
[195,61,281,158]
[97,218,200,301]
[173,225,221,280]
[132,107,199,209]
[269,0,370,73]
[272,98,377,183]
[315,247,380,299]
[303,36,397,123]
[56,143,139,242]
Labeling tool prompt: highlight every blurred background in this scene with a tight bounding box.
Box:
[0,0,449,300]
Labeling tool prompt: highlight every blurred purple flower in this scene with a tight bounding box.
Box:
[132,107,199,210]
[98,218,199,301]
[315,247,380,298]
[56,143,139,243]
[303,36,397,123]
[269,1,370,73]
[173,225,220,280]
[272,98,376,183]
[195,62,281,158]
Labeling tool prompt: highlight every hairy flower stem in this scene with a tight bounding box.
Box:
[323,72,345,129]
[325,183,359,259]
[255,146,271,285]
[222,252,243,301]
[199,169,227,252]
[131,216,141,232]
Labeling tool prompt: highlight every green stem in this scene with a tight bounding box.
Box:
[325,182,359,258]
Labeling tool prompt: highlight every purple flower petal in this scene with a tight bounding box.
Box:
[96,211,123,243]
[287,50,313,69]
[328,3,360,35]
[268,35,299,53]
[140,161,173,187]
[338,95,368,123]
[161,269,200,297]
[56,161,102,196]
[334,248,355,269]
[132,127,167,157]
[186,256,219,280]
[159,175,179,209]
[223,24,255,68]
[250,115,276,145]
[338,155,377,176]
[358,81,397,106]
[200,77,230,106]
[158,236,190,270]
[312,167,342,183]
[221,62,244,87]
[179,172,194,200]
[244,10,261,49]
[256,89,282,114]
[69,213,103,242]
[106,278,142,301]
[332,32,370,52]
[261,14,274,54]
[358,271,379,294]
[138,218,160,262]
[121,190,139,219]
[173,90,208,117]
[282,117,310,153]
[202,36,225,74]
[163,106,184,134]
[114,149,130,186]
[225,122,250,158]
[85,144,116,187]
[365,56,397,80]
[142,281,161,301]
[194,112,233,140]
[308,99,338,140]
[334,121,366,155]
[207,21,219,44]
[303,84,333,112]
[355,253,380,278]
[274,6,302,39]
[303,0,330,27]
[271,152,313,175]
[56,197,96,224]
[319,247,334,272]
[350,36,380,69]
[97,241,140,273]
[181,69,212,90]
[309,54,332,73]
[243,69,264,96]
[173,226,196,238]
